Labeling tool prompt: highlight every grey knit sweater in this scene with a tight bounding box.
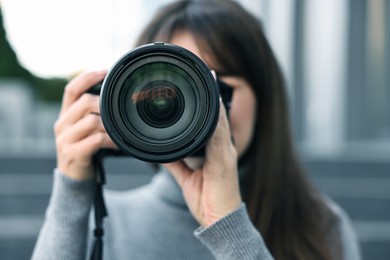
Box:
[31,168,361,260]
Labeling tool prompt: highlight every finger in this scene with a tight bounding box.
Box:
[61,70,106,115]
[211,70,217,80]
[55,94,100,135]
[72,131,116,158]
[208,98,233,151]
[163,161,192,188]
[58,113,105,144]
[205,98,237,167]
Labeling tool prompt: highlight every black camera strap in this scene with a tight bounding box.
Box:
[90,155,108,260]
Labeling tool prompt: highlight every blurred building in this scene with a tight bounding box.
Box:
[0,0,389,259]
[0,80,59,156]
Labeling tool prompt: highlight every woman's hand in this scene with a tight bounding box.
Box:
[163,98,242,227]
[54,70,117,180]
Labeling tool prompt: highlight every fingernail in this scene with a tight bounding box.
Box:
[95,69,107,77]
[211,70,217,80]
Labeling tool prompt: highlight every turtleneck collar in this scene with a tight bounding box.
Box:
[150,166,188,208]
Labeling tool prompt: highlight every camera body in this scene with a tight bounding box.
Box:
[88,43,232,163]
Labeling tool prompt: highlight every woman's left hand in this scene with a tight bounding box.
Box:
[163,98,242,227]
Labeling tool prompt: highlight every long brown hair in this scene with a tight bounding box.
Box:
[136,0,339,259]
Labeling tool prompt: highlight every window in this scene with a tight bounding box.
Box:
[242,0,390,157]
[347,0,390,143]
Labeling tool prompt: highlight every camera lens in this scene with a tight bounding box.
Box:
[137,82,184,128]
[99,43,220,163]
[118,62,198,143]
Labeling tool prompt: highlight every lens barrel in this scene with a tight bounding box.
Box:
[99,42,220,163]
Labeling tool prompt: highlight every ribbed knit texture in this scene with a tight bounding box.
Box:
[195,204,272,259]
[31,168,361,260]
[32,169,96,260]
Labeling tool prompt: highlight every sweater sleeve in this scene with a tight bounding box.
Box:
[31,169,96,260]
[194,203,274,260]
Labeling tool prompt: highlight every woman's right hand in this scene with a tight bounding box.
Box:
[54,70,117,180]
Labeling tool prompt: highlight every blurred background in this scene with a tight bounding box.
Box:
[0,0,389,259]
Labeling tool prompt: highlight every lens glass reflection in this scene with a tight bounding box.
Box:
[137,83,184,128]
[120,62,197,140]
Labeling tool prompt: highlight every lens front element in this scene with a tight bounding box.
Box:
[137,82,184,128]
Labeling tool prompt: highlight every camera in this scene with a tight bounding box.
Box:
[88,42,232,163]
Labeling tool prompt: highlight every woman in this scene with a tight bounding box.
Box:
[32,0,361,259]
